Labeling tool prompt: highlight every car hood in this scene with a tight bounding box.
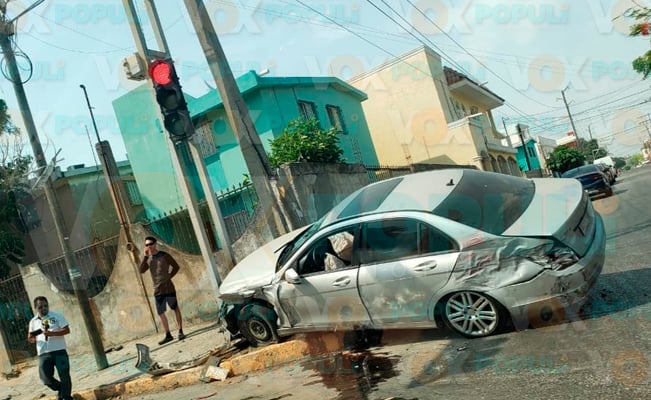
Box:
[219,227,306,298]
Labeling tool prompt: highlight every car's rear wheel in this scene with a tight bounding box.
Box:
[443,291,504,338]
[237,303,279,347]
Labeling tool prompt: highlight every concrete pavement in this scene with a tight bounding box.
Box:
[2,320,231,400]
[1,320,370,400]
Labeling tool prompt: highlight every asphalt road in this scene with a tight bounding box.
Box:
[125,165,651,400]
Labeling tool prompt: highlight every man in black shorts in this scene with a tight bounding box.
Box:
[139,236,185,345]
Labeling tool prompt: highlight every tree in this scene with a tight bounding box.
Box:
[546,145,586,174]
[268,117,344,168]
[630,153,645,166]
[627,7,651,78]
[578,138,607,162]
[0,99,29,279]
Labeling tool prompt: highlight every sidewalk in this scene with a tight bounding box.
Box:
[1,320,232,400]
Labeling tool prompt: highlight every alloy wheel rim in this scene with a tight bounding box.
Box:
[445,292,498,336]
[248,319,270,341]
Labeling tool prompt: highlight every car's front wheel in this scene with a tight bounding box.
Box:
[443,291,504,338]
[237,303,279,347]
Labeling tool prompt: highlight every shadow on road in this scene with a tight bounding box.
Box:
[606,218,651,241]
[579,267,651,322]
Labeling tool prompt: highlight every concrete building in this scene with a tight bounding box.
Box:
[348,46,519,175]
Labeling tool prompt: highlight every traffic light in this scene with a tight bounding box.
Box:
[148,59,193,142]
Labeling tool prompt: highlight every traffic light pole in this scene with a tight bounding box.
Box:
[122,0,228,289]
[0,26,108,370]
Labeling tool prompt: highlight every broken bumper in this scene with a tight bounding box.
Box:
[491,213,606,329]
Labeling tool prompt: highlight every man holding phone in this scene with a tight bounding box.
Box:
[139,236,185,345]
[27,296,73,400]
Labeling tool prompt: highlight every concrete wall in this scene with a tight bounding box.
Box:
[231,162,369,263]
[20,224,227,357]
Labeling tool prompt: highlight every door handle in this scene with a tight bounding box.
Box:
[413,261,437,272]
[332,277,351,287]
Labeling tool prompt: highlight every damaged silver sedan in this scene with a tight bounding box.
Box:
[219,169,606,346]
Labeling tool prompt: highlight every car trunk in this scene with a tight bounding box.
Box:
[502,178,596,257]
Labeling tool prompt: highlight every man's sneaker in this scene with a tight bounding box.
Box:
[178,330,186,340]
[158,333,173,345]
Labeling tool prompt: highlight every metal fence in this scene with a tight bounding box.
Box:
[0,274,37,363]
[365,165,413,183]
[143,182,258,255]
[39,236,120,297]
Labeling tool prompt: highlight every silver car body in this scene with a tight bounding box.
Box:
[220,169,605,336]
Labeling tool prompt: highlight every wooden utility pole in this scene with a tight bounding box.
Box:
[561,88,582,150]
[183,0,287,239]
[0,5,107,370]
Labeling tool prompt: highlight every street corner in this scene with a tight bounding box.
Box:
[220,332,347,376]
[42,366,205,400]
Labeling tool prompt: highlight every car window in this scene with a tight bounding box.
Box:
[296,227,357,275]
[561,165,599,178]
[431,170,535,235]
[419,223,457,254]
[359,218,456,264]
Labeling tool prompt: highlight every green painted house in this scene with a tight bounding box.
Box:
[113,70,378,219]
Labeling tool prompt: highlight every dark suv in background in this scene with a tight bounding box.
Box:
[561,164,613,198]
[595,163,616,185]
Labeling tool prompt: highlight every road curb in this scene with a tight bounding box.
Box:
[41,333,346,400]
[41,367,204,400]
[221,332,346,376]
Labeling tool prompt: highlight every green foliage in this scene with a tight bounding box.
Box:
[546,145,586,174]
[0,99,29,279]
[630,153,645,165]
[578,138,607,161]
[627,8,651,78]
[268,117,344,168]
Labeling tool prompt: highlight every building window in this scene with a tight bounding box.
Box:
[297,100,318,121]
[124,179,143,206]
[326,105,347,134]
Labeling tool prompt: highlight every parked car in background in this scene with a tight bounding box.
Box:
[593,156,618,178]
[561,164,613,198]
[595,163,616,185]
[219,169,606,346]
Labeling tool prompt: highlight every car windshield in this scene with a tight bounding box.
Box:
[275,215,326,269]
[562,165,599,178]
[432,170,535,235]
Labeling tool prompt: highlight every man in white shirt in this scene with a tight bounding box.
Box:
[27,296,73,400]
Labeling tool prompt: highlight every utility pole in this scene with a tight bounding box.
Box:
[183,0,287,238]
[561,87,581,151]
[0,3,107,369]
[121,0,231,289]
[516,124,532,172]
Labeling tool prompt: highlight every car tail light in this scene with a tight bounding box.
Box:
[546,246,579,271]
[526,242,579,271]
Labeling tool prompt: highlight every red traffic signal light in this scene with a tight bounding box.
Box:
[148,59,194,142]
[149,60,173,86]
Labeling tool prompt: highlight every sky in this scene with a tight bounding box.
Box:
[2,0,651,170]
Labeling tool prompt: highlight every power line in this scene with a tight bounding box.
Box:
[403,0,557,110]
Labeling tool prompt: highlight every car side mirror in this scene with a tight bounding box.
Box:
[285,268,301,284]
